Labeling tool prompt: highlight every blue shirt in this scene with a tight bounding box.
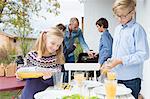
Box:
[64,25,90,57]
[99,29,113,65]
[112,19,149,80]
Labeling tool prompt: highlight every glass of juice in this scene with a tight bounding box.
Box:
[104,79,117,99]
[74,72,85,87]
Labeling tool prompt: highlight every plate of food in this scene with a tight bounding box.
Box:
[62,94,100,99]
[16,67,57,79]
[93,84,132,96]
[16,72,44,79]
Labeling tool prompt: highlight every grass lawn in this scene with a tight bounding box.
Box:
[0,91,21,99]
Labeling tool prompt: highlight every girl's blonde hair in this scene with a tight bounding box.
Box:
[112,0,136,15]
[33,27,65,64]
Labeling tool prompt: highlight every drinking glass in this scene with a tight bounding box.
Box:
[104,79,117,99]
[74,72,85,86]
[53,72,63,89]
[74,72,85,96]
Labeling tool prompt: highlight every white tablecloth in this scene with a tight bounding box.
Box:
[97,94,134,99]
[34,80,135,99]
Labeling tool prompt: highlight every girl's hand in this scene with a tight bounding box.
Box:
[42,72,53,80]
[15,73,23,80]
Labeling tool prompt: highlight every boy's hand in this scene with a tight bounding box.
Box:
[100,62,113,74]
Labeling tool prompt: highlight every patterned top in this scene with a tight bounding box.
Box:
[22,51,61,69]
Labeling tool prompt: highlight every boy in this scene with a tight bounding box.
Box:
[101,0,149,98]
[96,18,113,67]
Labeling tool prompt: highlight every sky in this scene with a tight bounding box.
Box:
[30,0,84,32]
[0,0,84,37]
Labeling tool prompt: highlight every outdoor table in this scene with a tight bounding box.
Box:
[0,76,25,98]
[34,80,135,99]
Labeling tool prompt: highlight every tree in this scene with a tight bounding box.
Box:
[0,0,60,56]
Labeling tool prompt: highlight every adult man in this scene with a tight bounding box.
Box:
[64,17,94,63]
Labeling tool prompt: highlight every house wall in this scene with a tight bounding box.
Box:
[84,0,116,52]
[136,0,150,98]
[0,34,11,49]
[0,33,36,55]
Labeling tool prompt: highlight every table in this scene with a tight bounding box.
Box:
[64,63,100,82]
[0,76,25,98]
[34,80,135,99]
[0,76,25,91]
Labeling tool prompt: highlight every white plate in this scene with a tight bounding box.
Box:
[84,80,103,88]
[34,90,71,99]
[94,84,132,96]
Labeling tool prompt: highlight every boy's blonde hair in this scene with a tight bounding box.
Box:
[33,27,65,64]
[112,0,136,15]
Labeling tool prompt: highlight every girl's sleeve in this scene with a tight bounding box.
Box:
[40,77,54,86]
[40,64,63,85]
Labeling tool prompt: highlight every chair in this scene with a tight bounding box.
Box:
[77,52,100,78]
[64,63,100,83]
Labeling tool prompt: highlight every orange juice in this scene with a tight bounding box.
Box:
[105,79,117,99]
[74,72,85,85]
[107,72,116,80]
[102,68,108,75]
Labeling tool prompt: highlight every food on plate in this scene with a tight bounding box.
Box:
[16,72,44,79]
[62,94,100,99]
[60,83,72,90]
[16,67,57,79]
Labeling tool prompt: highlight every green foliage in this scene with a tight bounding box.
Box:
[20,40,31,57]
[0,46,16,64]
[0,0,60,56]
[0,91,17,99]
[62,94,100,99]
[74,38,83,62]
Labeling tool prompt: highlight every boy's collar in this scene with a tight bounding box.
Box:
[103,29,108,32]
[102,29,108,34]
[121,19,135,28]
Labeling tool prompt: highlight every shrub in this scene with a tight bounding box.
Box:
[74,38,83,62]
[0,46,16,64]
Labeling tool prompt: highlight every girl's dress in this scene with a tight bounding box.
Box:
[20,51,61,99]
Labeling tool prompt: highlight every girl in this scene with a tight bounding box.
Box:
[16,27,65,99]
